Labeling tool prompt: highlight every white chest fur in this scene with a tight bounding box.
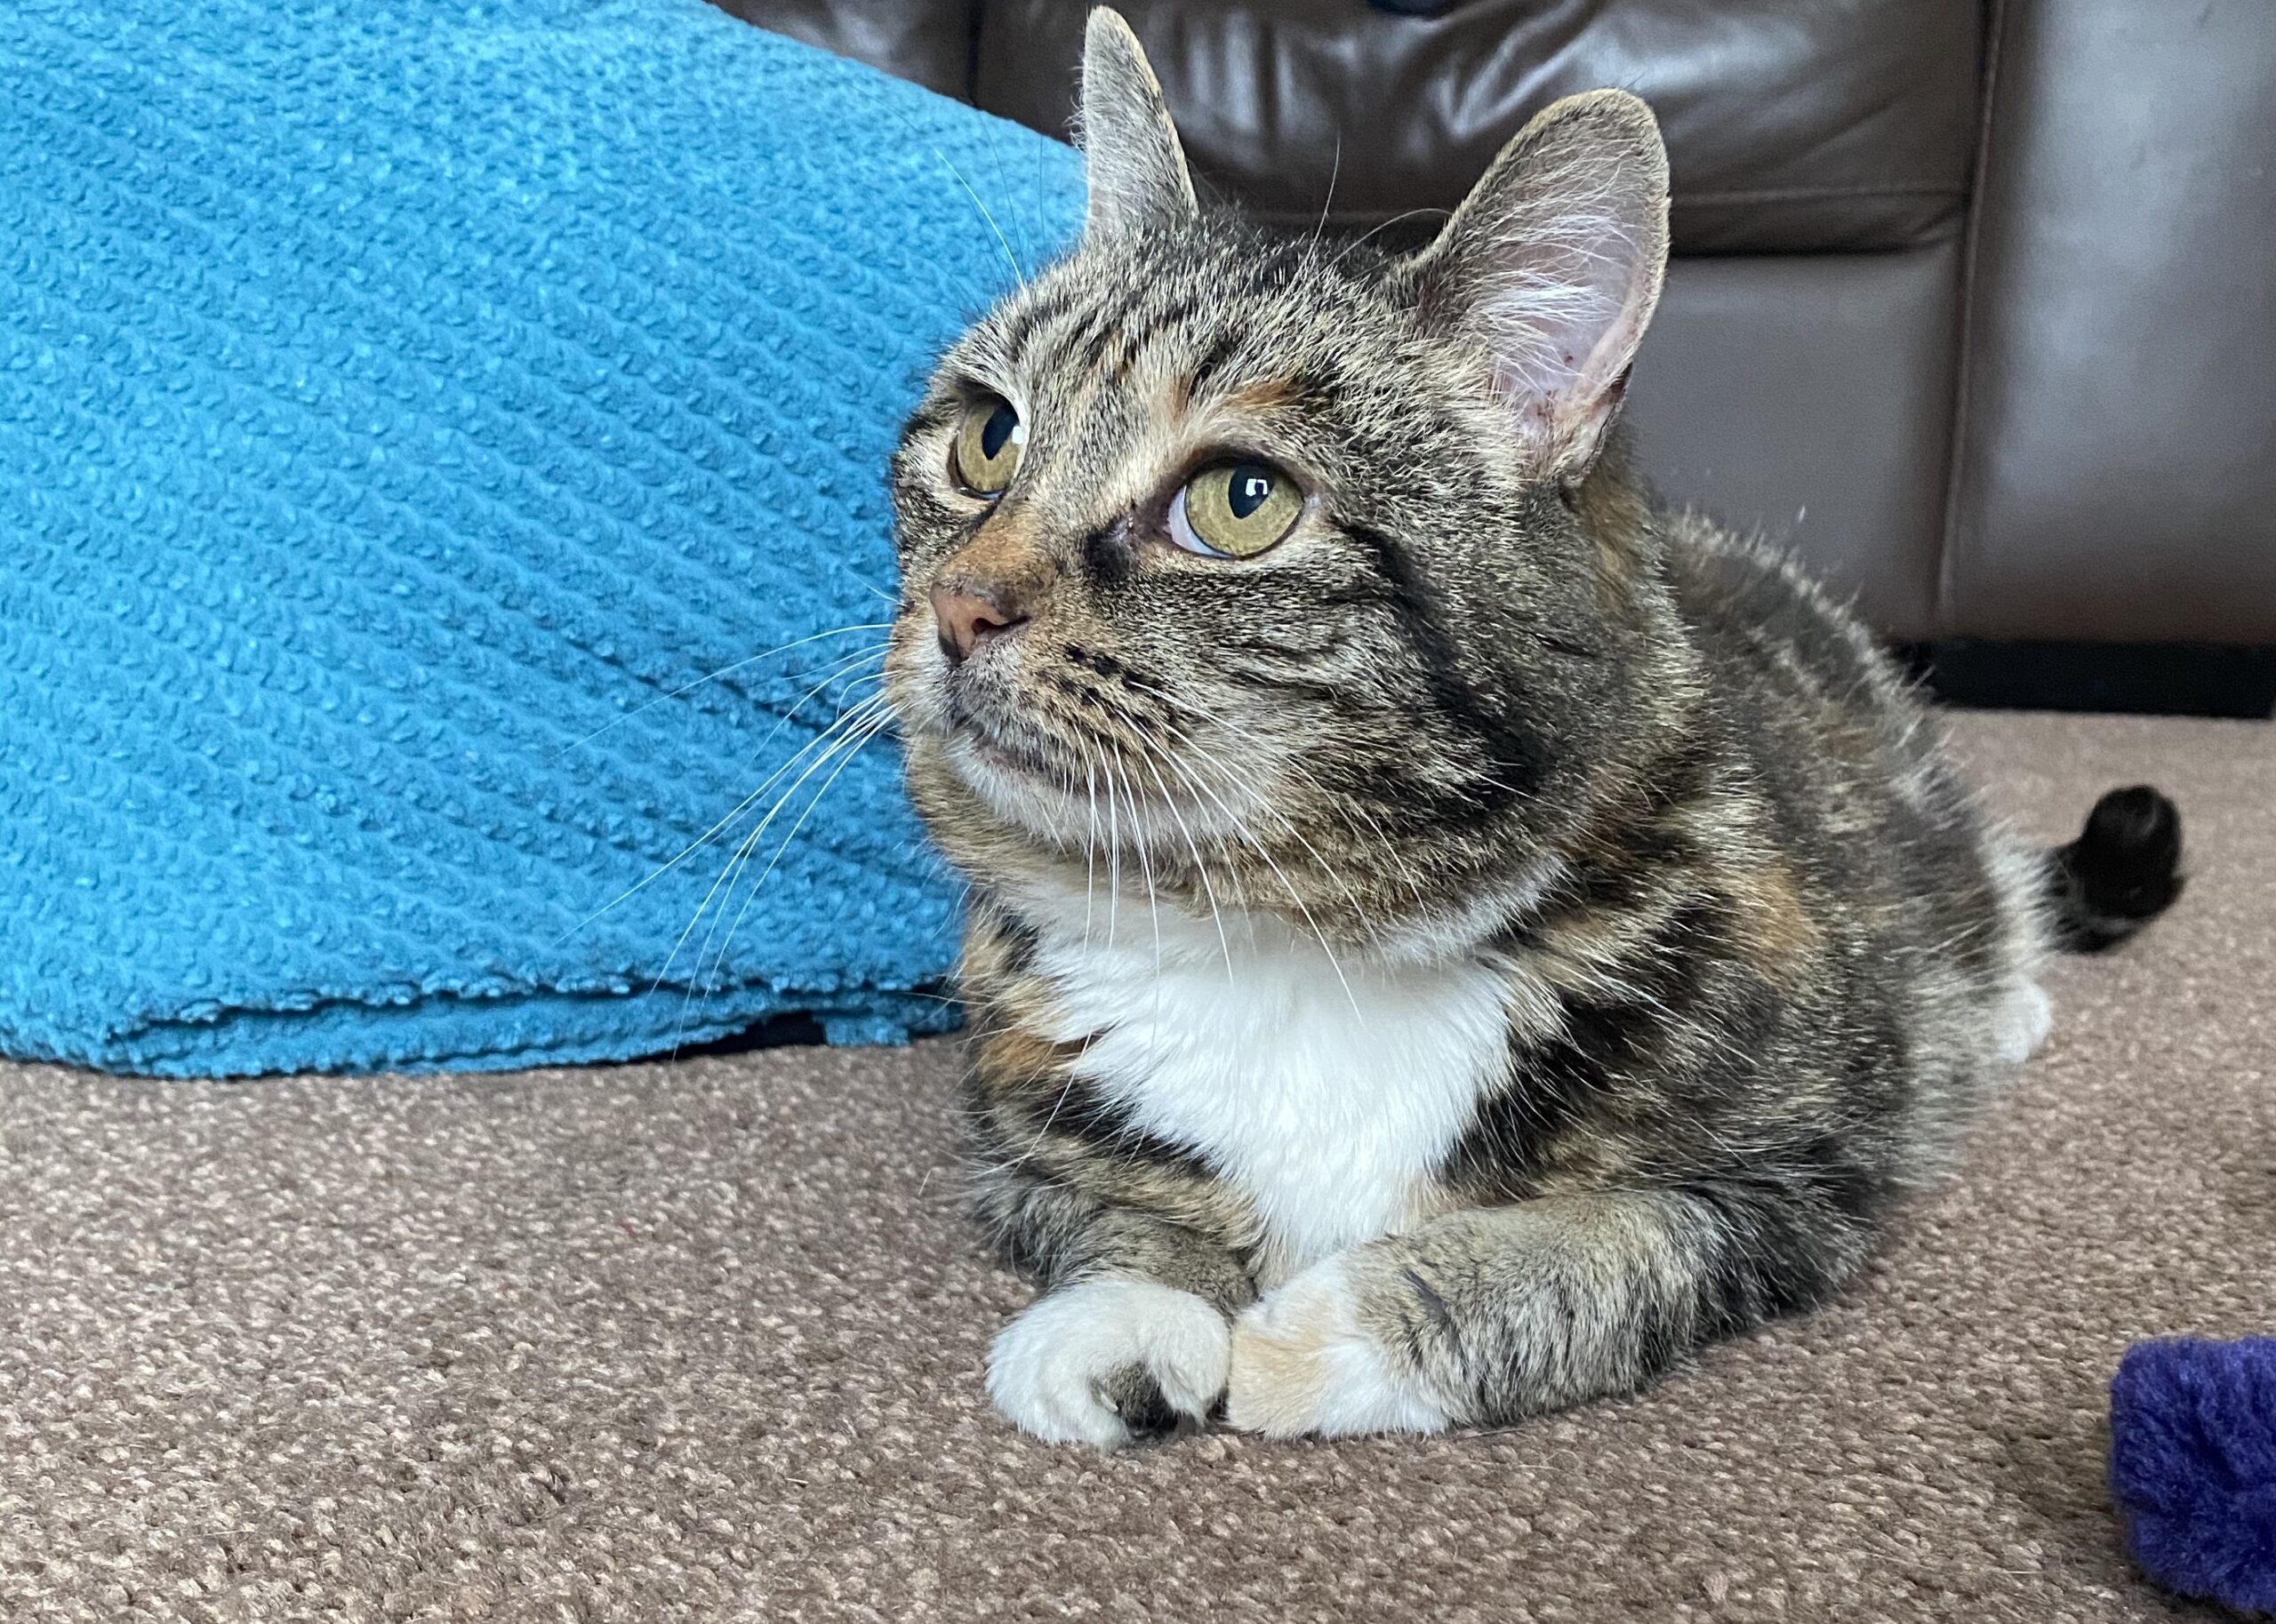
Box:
[1025,893,1510,1284]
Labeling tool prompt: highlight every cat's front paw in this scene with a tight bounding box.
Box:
[986,1277,1230,1450]
[1226,1255,1454,1438]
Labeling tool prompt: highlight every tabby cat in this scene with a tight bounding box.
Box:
[878,9,2184,1446]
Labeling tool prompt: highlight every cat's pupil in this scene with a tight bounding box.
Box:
[981,404,1018,460]
[1229,465,1273,520]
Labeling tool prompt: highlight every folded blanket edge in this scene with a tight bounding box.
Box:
[2,980,962,1079]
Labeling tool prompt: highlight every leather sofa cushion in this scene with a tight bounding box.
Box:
[1628,246,1964,642]
[974,0,1984,254]
[709,0,979,100]
[1942,0,2276,643]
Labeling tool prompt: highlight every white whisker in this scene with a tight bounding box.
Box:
[1151,729,1361,1015]
[651,692,890,1001]
[1123,674,1432,904]
[1134,740,1234,988]
[684,705,895,1049]
[1151,710,1383,944]
[553,652,890,944]
[1109,747,1164,980]
[548,622,890,763]
[1082,752,1100,950]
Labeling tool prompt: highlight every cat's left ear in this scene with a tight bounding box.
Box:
[1077,8,1198,238]
[1399,91,1670,479]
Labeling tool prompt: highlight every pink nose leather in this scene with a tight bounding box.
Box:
[931,580,1029,664]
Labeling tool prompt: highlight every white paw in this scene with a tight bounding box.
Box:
[1225,1256,1453,1438]
[986,1277,1230,1450]
[1997,978,2055,1064]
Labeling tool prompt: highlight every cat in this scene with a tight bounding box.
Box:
[878,8,2184,1447]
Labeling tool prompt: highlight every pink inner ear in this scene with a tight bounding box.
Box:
[1470,200,1659,466]
[1403,93,1670,474]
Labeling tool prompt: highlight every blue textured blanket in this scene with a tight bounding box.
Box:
[1,0,1085,1076]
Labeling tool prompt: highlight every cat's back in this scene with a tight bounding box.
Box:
[1652,507,2048,1069]
[1653,509,1962,828]
[1657,512,1916,743]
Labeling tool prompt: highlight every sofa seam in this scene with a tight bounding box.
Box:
[1936,0,2009,639]
[963,0,983,105]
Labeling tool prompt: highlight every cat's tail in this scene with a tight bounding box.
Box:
[2044,786,2185,953]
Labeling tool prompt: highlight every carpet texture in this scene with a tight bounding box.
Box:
[1,711,2269,1622]
[1,0,1082,1078]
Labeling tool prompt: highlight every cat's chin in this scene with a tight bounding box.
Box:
[949,717,1062,787]
[941,727,1094,843]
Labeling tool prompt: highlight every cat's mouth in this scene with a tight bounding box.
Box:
[897,620,1278,852]
[934,671,1203,846]
[943,692,1064,782]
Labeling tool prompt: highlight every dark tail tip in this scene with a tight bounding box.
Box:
[2047,785,2184,953]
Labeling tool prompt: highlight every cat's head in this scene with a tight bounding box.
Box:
[885,8,1674,947]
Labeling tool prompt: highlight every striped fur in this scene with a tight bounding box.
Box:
[878,12,2168,1447]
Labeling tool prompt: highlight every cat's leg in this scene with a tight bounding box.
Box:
[1225,1186,1862,1436]
[978,1172,1255,1449]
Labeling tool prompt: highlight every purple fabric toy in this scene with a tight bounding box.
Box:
[2111,1337,2276,1615]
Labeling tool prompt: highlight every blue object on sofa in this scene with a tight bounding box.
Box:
[0,0,1086,1076]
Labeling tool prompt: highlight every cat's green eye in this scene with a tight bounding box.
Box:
[1169,460,1302,558]
[951,396,1025,496]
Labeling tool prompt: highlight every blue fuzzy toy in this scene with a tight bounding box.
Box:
[2111,1337,2276,1615]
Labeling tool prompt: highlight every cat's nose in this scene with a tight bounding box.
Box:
[930,578,1030,666]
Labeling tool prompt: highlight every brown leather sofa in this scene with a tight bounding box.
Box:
[719,0,2274,649]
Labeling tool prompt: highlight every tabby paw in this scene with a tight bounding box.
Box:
[1226,1256,1453,1438]
[987,1277,1230,1449]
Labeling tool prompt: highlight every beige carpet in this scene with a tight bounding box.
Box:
[3,712,2271,1623]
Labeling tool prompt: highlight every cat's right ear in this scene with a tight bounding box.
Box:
[1399,91,1671,480]
[1077,8,1198,238]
